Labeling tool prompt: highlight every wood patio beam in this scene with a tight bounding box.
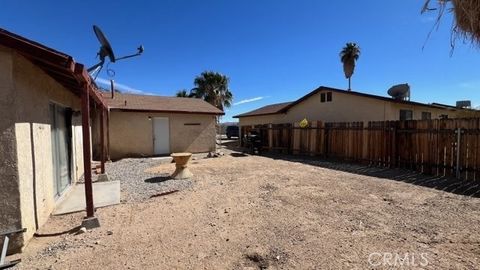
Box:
[75,63,95,218]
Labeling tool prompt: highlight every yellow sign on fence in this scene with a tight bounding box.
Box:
[299,118,309,128]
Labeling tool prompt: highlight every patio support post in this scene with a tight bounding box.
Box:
[81,84,95,218]
[106,109,111,161]
[100,108,106,174]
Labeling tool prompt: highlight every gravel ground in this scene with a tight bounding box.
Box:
[11,147,480,269]
[104,157,193,203]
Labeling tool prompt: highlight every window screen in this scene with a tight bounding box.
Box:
[421,112,431,120]
[320,93,326,102]
[400,110,413,121]
[326,92,332,102]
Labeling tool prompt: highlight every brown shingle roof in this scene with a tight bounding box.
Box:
[104,93,224,115]
[233,102,292,118]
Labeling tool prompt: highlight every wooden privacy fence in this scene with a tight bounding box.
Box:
[241,118,480,181]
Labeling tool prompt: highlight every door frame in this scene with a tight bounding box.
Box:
[152,117,170,155]
[50,102,73,198]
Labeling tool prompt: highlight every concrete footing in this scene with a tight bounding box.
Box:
[81,217,100,230]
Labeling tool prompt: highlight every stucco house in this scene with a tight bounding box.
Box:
[234,86,463,128]
[0,29,106,252]
[92,92,224,160]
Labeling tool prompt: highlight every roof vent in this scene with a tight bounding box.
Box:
[387,83,410,101]
[456,100,471,108]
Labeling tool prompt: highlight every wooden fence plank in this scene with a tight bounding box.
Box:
[251,118,480,181]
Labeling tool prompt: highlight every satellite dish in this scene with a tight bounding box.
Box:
[387,83,410,101]
[88,25,144,75]
[93,25,115,63]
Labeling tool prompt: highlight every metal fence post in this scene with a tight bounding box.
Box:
[456,128,461,179]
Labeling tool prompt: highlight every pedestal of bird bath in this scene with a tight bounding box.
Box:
[170,152,193,179]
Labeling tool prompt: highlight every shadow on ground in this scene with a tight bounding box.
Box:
[263,153,480,198]
[230,153,248,158]
[220,140,262,156]
[34,226,81,237]
[144,175,172,183]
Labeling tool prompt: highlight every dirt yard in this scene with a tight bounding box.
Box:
[13,149,480,269]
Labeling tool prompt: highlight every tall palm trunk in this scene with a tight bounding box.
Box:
[343,60,354,91]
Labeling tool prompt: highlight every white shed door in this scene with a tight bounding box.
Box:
[153,117,170,155]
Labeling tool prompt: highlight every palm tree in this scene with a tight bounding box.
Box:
[340,42,361,91]
[191,71,233,111]
[175,89,191,97]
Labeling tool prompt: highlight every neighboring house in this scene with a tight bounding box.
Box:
[0,29,105,252]
[234,86,463,127]
[92,92,224,160]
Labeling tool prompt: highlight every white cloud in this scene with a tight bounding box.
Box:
[95,78,155,95]
[233,96,266,106]
[458,81,480,89]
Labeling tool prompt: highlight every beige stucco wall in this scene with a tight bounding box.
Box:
[108,111,216,160]
[0,45,23,251]
[0,45,84,251]
[239,90,459,127]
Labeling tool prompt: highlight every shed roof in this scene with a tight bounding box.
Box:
[104,92,224,115]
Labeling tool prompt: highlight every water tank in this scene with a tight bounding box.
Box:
[456,100,471,108]
[387,83,410,101]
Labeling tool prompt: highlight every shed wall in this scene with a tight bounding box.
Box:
[108,111,216,160]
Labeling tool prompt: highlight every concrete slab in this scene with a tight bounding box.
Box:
[53,181,120,215]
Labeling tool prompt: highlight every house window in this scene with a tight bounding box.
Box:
[440,114,448,119]
[326,92,332,102]
[399,109,413,120]
[320,93,326,102]
[320,92,332,103]
[421,112,431,120]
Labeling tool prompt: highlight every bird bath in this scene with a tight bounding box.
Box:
[170,152,193,179]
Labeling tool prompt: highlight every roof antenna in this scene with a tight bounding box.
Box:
[88,25,144,77]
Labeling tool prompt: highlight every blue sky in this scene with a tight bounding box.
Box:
[1,1,479,122]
